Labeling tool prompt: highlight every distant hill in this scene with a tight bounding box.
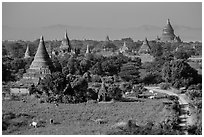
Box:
[2,24,201,42]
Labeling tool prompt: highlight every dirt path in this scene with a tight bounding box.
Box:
[144,86,195,127]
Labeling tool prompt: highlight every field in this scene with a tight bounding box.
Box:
[2,97,172,135]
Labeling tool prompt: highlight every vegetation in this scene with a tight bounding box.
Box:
[2,38,202,135]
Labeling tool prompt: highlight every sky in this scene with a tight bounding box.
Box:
[2,2,202,41]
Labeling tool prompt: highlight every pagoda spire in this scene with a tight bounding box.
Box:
[24,45,31,58]
[60,30,72,53]
[167,19,170,24]
[86,44,91,54]
[29,35,52,70]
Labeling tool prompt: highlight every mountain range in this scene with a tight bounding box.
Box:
[2,24,202,42]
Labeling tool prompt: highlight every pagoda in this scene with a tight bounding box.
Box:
[161,19,176,42]
[119,41,129,53]
[138,38,151,54]
[60,31,72,54]
[105,35,110,42]
[23,36,53,84]
[85,44,91,54]
[24,45,31,58]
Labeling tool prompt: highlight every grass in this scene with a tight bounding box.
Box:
[2,97,173,135]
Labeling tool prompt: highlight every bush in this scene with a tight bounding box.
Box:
[91,75,102,82]
[159,83,171,90]
[107,84,123,100]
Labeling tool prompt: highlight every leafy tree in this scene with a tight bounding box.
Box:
[150,43,163,58]
[90,62,103,75]
[107,84,123,100]
[71,77,89,103]
[174,50,190,60]
[101,59,120,75]
[10,58,26,73]
[119,62,140,84]
[51,56,62,72]
[162,60,199,88]
[80,59,92,74]
[66,57,81,75]
[38,72,67,95]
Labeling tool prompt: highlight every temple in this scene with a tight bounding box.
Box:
[105,35,110,42]
[138,38,151,54]
[24,45,31,58]
[160,19,181,42]
[22,36,53,83]
[60,31,73,54]
[85,44,91,54]
[119,41,129,53]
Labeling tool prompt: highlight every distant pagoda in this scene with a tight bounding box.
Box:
[60,30,72,54]
[138,38,151,54]
[24,45,31,58]
[161,19,181,42]
[85,44,91,54]
[119,41,129,53]
[23,36,53,84]
[105,35,110,42]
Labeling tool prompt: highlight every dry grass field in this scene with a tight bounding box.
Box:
[2,97,172,135]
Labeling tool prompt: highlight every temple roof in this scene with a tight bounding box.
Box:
[163,19,174,33]
[60,31,71,50]
[161,19,175,41]
[24,45,31,58]
[29,36,53,70]
[138,38,151,54]
[120,41,128,53]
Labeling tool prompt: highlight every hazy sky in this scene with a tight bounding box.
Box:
[3,2,202,28]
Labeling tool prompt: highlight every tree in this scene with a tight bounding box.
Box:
[71,77,89,103]
[162,60,199,88]
[107,84,123,100]
[80,59,92,74]
[150,43,163,58]
[90,62,103,75]
[51,57,62,72]
[38,72,67,95]
[66,57,81,75]
[101,59,120,75]
[119,62,140,84]
[174,50,190,60]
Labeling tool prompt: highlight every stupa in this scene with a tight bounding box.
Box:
[85,44,91,54]
[161,19,176,42]
[119,41,129,53]
[24,45,31,58]
[23,36,53,83]
[138,38,151,54]
[60,31,72,53]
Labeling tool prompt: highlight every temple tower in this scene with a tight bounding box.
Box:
[60,30,72,53]
[138,38,151,54]
[105,35,110,42]
[85,44,91,54]
[24,45,31,58]
[23,36,53,82]
[161,19,176,42]
[119,41,129,53]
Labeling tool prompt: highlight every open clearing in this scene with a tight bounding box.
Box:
[2,98,171,135]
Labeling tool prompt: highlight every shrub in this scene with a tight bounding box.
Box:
[159,83,171,90]
[91,75,102,82]
[107,84,123,100]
